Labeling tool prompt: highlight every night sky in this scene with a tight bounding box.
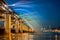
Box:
[6,0,60,32]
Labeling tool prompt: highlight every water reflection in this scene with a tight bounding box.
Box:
[21,33,34,40]
[0,33,33,40]
[0,32,60,40]
[33,32,60,40]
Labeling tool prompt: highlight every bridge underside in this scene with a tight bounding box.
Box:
[0,0,35,40]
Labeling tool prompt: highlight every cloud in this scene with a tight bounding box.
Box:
[8,1,35,8]
[15,9,29,12]
[9,4,16,6]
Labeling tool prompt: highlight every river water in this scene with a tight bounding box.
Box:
[0,32,60,40]
[33,32,60,40]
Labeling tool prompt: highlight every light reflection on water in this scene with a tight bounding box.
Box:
[0,32,60,40]
[33,32,60,40]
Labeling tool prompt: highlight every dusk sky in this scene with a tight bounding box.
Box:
[6,0,59,32]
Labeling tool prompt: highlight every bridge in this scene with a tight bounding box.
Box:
[0,0,35,40]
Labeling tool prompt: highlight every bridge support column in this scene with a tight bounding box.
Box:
[18,20,20,40]
[4,13,12,40]
[15,19,19,40]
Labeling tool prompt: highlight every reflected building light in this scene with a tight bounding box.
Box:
[29,35,33,40]
[55,29,57,32]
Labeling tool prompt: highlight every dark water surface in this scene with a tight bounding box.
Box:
[0,32,60,40]
[33,32,60,40]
